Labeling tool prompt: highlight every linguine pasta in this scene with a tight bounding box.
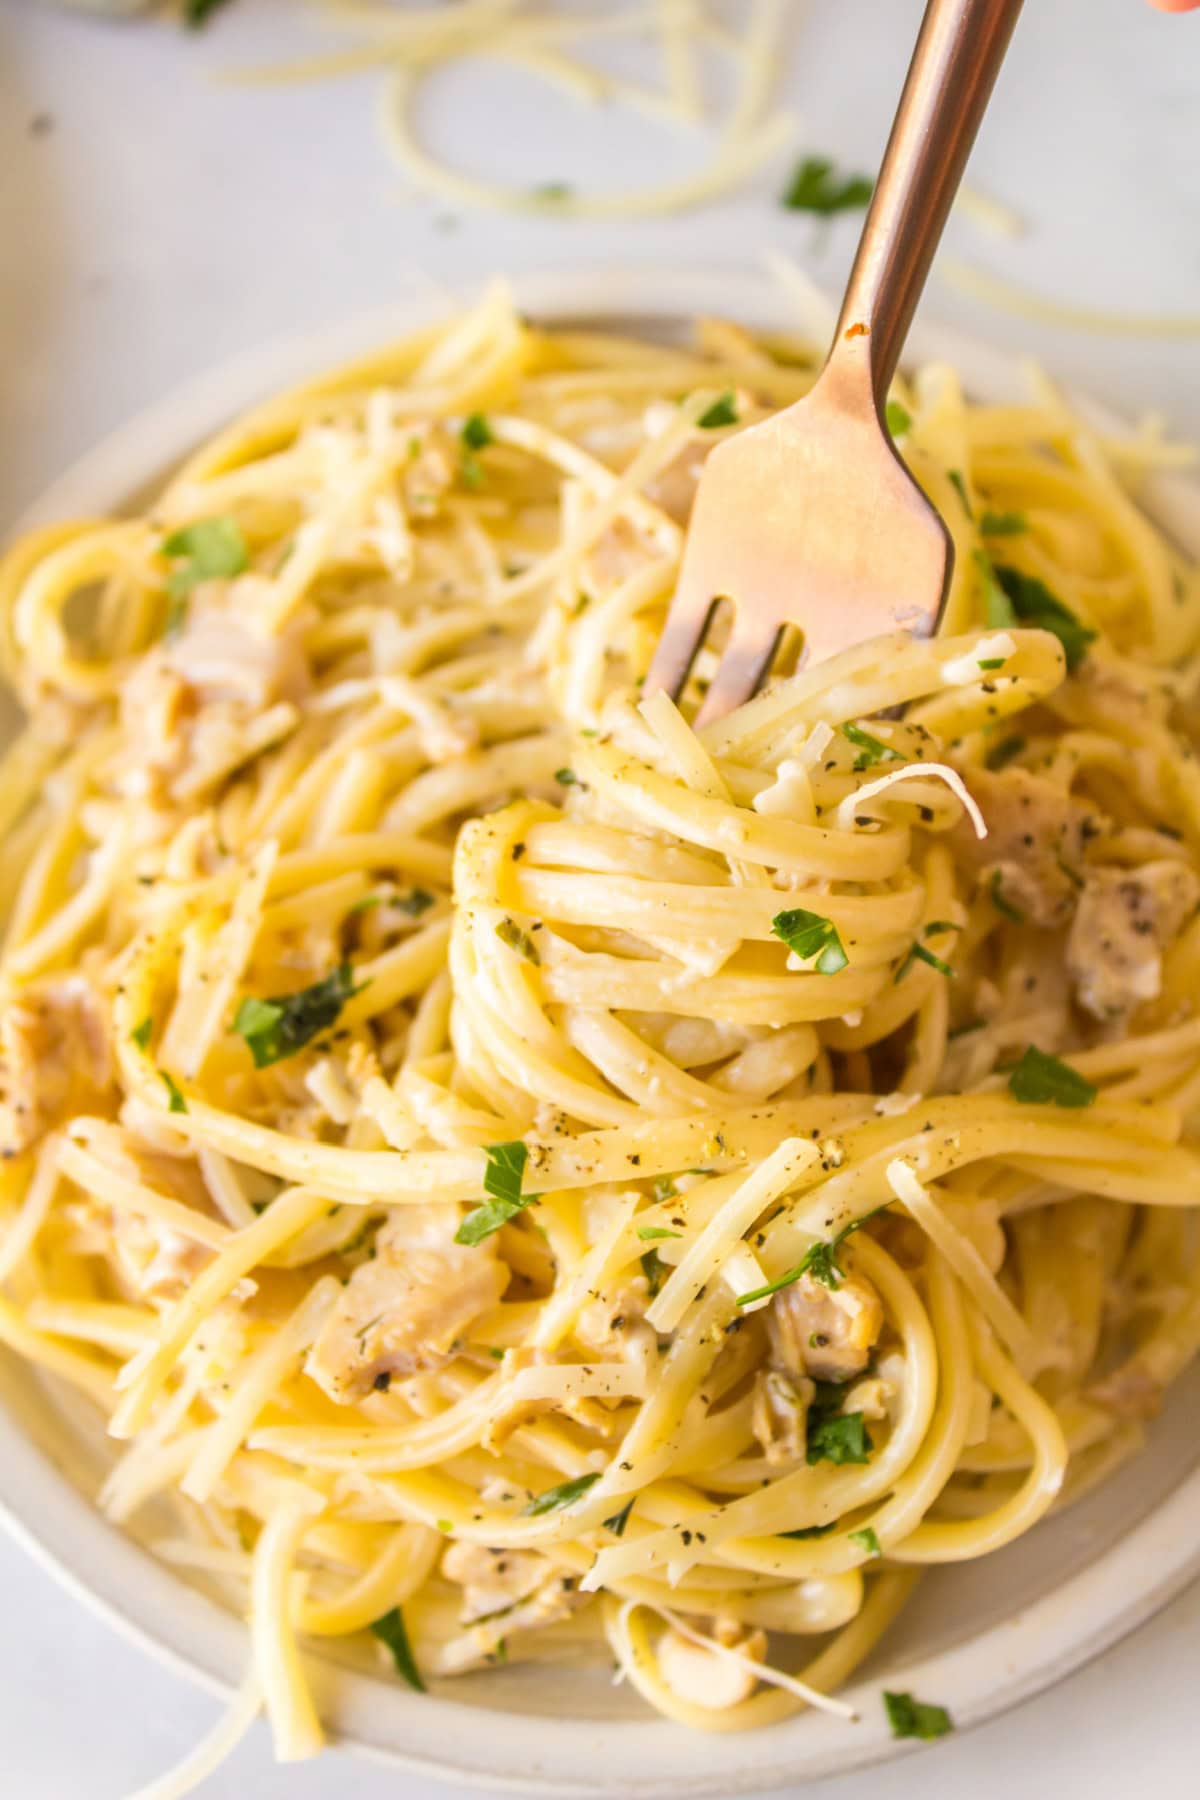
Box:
[2,283,1200,1768]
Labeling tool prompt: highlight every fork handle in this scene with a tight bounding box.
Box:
[827,0,1024,408]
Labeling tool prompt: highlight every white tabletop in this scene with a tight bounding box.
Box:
[2,1,1198,1795]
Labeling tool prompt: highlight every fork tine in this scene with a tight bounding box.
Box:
[643,590,716,703]
[694,616,782,729]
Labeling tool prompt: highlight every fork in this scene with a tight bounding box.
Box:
[646,0,1026,727]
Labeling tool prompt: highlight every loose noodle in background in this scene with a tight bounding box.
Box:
[1,283,1199,1776]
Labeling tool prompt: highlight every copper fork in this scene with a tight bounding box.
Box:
[647,0,1025,727]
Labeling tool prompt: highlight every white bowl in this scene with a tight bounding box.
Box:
[3,268,1200,1798]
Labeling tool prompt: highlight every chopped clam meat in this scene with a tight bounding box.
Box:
[1066,861,1200,1020]
[767,1271,884,1383]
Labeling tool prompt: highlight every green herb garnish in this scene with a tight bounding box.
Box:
[894,941,955,982]
[369,1607,425,1692]
[849,1526,881,1557]
[974,550,1016,628]
[456,1141,539,1246]
[781,156,874,215]
[555,768,578,786]
[842,722,902,771]
[991,564,1096,670]
[977,657,1007,670]
[771,907,848,975]
[697,392,738,429]
[1007,1046,1097,1109]
[184,0,235,28]
[885,400,912,438]
[807,1410,872,1466]
[985,733,1026,771]
[396,887,436,917]
[636,1226,681,1241]
[461,413,493,451]
[160,1070,188,1114]
[883,1690,953,1740]
[989,870,1026,925]
[980,508,1027,536]
[640,1246,668,1297]
[524,1472,601,1516]
[603,1500,634,1537]
[162,516,247,605]
[737,1211,881,1305]
[232,964,359,1069]
[131,1016,153,1051]
[779,1521,836,1540]
[948,469,973,518]
[495,918,540,964]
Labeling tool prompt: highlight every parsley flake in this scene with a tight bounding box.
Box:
[843,722,902,771]
[992,564,1096,670]
[985,733,1026,772]
[894,941,955,982]
[636,1226,681,1240]
[737,1210,881,1305]
[948,469,973,518]
[883,1690,953,1740]
[1007,1046,1096,1109]
[233,965,359,1068]
[781,155,873,215]
[456,1141,539,1246]
[779,1521,836,1540]
[524,1472,601,1516]
[162,516,247,608]
[395,887,436,917]
[554,767,578,786]
[640,1247,668,1297]
[771,907,848,975]
[495,918,540,964]
[369,1607,425,1692]
[159,1070,188,1114]
[980,508,1027,536]
[461,413,493,451]
[849,1526,881,1557]
[885,400,913,438]
[603,1500,635,1537]
[697,392,738,430]
[807,1410,872,1466]
[974,549,1016,629]
[131,1016,153,1051]
[989,870,1026,924]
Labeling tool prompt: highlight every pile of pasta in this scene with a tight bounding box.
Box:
[2,283,1200,1770]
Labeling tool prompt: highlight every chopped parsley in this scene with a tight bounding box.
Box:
[603,1500,635,1537]
[456,1141,539,1245]
[184,0,235,27]
[554,768,578,786]
[495,918,540,963]
[737,1211,881,1305]
[771,907,848,975]
[985,733,1026,772]
[779,1520,836,1540]
[162,516,247,604]
[807,1408,872,1467]
[924,921,960,938]
[849,1526,881,1557]
[974,549,1017,628]
[395,887,436,917]
[232,964,359,1068]
[159,1069,188,1114]
[347,893,383,917]
[130,1016,153,1051]
[948,469,973,518]
[894,941,955,982]
[989,870,1026,924]
[883,1689,953,1740]
[885,400,913,438]
[842,722,902,771]
[977,657,1007,670]
[980,508,1027,536]
[636,1226,681,1240]
[461,412,493,451]
[781,155,873,215]
[991,564,1096,670]
[697,392,738,429]
[1007,1046,1097,1109]
[640,1246,668,1297]
[523,1471,601,1516]
[369,1607,425,1692]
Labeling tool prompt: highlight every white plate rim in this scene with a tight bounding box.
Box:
[2,265,1199,1798]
